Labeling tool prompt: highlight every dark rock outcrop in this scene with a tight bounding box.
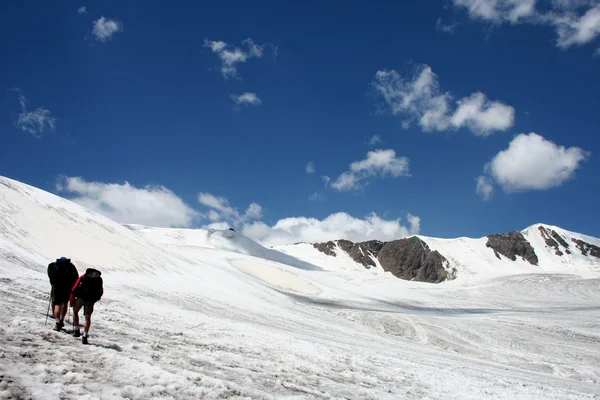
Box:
[314,239,384,268]
[551,230,570,249]
[572,238,600,259]
[486,231,539,265]
[378,237,448,283]
[347,240,384,268]
[313,241,336,257]
[337,240,354,253]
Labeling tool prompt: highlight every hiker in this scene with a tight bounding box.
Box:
[47,257,79,332]
[70,268,103,344]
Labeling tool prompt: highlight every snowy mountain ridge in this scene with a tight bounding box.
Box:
[1,175,599,285]
[304,223,600,283]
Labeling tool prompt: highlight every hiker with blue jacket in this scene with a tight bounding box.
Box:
[47,257,79,331]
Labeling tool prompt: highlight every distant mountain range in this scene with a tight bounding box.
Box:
[310,225,600,283]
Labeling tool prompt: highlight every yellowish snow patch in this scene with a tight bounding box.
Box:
[230,258,320,295]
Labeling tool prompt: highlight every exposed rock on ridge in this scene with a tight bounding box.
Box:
[338,239,384,269]
[378,237,448,283]
[486,231,539,265]
[313,241,336,257]
[572,238,600,259]
[313,237,448,283]
[538,226,571,256]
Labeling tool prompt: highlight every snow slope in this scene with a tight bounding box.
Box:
[1,175,600,399]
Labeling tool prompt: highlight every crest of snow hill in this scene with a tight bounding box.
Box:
[312,227,600,283]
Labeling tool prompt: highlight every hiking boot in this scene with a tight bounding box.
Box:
[53,320,63,331]
[82,335,88,345]
[73,329,81,338]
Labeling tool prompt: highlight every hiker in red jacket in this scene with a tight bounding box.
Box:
[70,268,103,344]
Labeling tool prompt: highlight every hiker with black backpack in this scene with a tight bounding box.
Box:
[47,257,79,332]
[70,268,103,344]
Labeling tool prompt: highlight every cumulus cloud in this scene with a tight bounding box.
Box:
[92,16,122,43]
[198,193,262,227]
[13,92,56,138]
[245,203,263,220]
[305,162,316,174]
[331,149,410,191]
[78,6,87,15]
[372,65,514,136]
[451,0,600,51]
[242,212,421,247]
[57,177,200,227]
[231,92,262,109]
[451,92,515,134]
[475,175,495,200]
[204,38,269,79]
[479,133,590,194]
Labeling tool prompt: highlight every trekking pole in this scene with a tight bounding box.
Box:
[45,292,51,326]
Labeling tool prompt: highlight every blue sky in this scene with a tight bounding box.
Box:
[1,0,599,244]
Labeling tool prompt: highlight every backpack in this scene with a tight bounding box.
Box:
[48,258,72,287]
[73,268,103,303]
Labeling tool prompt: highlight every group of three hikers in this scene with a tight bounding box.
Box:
[47,257,104,344]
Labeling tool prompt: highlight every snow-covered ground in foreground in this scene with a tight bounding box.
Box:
[1,175,600,399]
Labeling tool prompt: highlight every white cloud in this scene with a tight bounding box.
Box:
[14,93,56,138]
[207,209,221,221]
[331,149,410,191]
[204,221,231,230]
[451,92,515,135]
[305,162,316,174]
[242,212,421,247]
[553,4,600,48]
[92,16,122,43]
[231,92,262,109]
[198,193,236,216]
[245,203,263,220]
[452,1,600,51]
[198,193,262,227]
[475,175,495,200]
[481,133,590,193]
[78,6,87,15]
[371,65,515,136]
[204,38,267,79]
[368,134,383,145]
[452,0,536,23]
[57,177,199,227]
